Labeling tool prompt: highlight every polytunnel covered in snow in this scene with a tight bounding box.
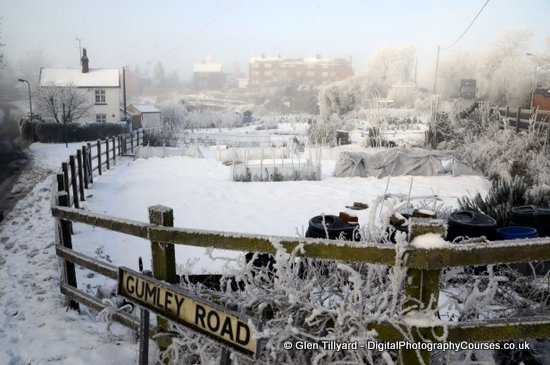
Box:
[333,148,481,178]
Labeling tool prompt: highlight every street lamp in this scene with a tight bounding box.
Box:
[18,78,33,121]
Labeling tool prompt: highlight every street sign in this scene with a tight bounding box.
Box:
[118,267,260,358]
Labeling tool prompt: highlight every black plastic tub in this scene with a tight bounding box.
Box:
[306,215,360,241]
[447,210,497,243]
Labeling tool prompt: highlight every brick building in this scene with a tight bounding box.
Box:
[248,55,353,88]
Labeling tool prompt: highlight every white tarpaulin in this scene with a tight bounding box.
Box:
[334,148,481,178]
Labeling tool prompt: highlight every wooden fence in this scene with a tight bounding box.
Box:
[57,129,143,209]
[496,106,550,143]
[50,204,550,364]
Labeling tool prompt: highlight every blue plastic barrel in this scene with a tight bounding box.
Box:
[497,226,547,276]
[496,226,538,240]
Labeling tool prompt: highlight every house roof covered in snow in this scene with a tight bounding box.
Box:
[39,68,120,88]
[130,104,161,113]
[193,63,222,73]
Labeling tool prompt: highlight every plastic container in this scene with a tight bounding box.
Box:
[496,226,538,240]
[306,215,360,241]
[509,205,550,237]
[447,211,497,242]
[496,225,547,276]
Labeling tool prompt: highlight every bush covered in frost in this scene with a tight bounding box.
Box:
[458,176,550,226]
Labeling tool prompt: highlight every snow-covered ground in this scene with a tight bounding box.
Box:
[0,140,490,364]
[76,154,488,275]
[0,144,143,364]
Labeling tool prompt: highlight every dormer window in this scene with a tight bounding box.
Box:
[95,89,106,104]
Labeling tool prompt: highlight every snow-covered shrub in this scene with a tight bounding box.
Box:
[306,114,338,146]
[161,242,411,365]
[460,126,549,188]
[458,176,550,226]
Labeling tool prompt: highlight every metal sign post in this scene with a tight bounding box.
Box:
[138,257,152,365]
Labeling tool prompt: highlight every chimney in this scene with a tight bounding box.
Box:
[81,48,89,73]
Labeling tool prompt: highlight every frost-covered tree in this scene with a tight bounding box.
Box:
[478,27,535,106]
[489,57,537,107]
[152,61,167,87]
[366,44,416,95]
[318,78,360,121]
[37,84,92,123]
[437,51,478,98]
[309,77,367,144]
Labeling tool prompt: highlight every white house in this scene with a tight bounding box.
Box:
[39,49,121,123]
[193,57,225,90]
[126,104,161,129]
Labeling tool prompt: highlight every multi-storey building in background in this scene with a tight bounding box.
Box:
[248,55,353,88]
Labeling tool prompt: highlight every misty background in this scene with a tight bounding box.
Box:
[1,0,550,155]
[2,0,550,84]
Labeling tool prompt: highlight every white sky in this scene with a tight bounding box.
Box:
[2,0,549,81]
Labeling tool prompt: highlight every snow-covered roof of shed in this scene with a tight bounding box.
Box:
[39,68,120,87]
[131,104,160,113]
[193,63,222,73]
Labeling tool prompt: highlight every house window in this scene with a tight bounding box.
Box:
[95,89,106,104]
[96,114,107,123]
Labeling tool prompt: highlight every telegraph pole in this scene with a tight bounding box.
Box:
[433,46,440,94]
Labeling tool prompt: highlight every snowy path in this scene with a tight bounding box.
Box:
[0,154,141,364]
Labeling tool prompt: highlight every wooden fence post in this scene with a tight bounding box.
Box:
[148,205,177,351]
[56,173,65,193]
[82,145,89,188]
[56,187,80,312]
[97,140,102,175]
[62,161,70,203]
[87,143,94,184]
[516,106,521,133]
[75,151,85,203]
[106,138,111,170]
[399,218,447,365]
[112,136,116,164]
[69,156,79,208]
